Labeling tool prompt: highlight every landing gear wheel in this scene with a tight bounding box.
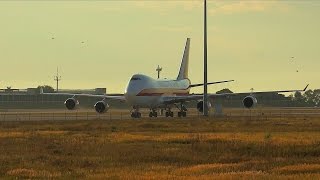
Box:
[153,112,158,117]
[176,103,188,118]
[131,112,141,118]
[178,111,186,118]
[149,111,158,117]
[166,111,174,117]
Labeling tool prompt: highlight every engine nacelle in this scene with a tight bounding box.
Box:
[196,101,212,113]
[64,98,78,110]
[242,96,258,109]
[94,101,110,114]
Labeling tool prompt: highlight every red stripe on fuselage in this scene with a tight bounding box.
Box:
[136,93,163,96]
[136,88,190,96]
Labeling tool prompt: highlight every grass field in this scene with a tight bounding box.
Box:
[1,110,320,179]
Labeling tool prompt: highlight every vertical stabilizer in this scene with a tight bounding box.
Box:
[177,38,190,80]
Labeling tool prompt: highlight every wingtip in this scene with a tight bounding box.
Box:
[303,84,309,91]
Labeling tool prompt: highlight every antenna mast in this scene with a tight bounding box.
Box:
[54,67,61,92]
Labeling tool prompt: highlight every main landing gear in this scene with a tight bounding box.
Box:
[132,105,187,118]
[149,109,158,117]
[177,103,187,118]
[131,107,141,118]
[131,112,141,118]
[165,108,174,117]
[177,111,187,117]
[149,108,173,118]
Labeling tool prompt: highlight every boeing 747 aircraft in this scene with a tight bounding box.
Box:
[41,38,308,118]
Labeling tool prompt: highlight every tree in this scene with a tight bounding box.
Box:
[304,89,316,106]
[216,88,233,94]
[294,91,303,100]
[288,94,294,100]
[293,91,306,106]
[314,89,320,107]
[36,85,54,94]
[291,89,320,107]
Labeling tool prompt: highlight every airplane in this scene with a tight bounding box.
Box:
[41,38,308,118]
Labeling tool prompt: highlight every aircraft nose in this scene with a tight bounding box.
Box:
[125,82,141,97]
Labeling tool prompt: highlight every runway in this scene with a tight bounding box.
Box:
[0,107,319,121]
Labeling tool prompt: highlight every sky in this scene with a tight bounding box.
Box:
[0,0,319,94]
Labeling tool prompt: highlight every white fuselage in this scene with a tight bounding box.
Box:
[124,74,191,108]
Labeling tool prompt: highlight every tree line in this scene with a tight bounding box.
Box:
[289,90,320,107]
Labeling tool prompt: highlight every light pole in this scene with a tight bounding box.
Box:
[203,0,208,116]
[156,65,162,79]
[54,67,61,92]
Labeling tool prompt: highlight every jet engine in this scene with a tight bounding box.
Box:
[196,101,212,113]
[242,96,258,109]
[64,98,78,110]
[94,101,110,113]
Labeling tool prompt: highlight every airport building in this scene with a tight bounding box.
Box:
[0,87,106,95]
[0,87,123,109]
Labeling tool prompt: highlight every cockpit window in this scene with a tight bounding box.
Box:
[130,77,141,81]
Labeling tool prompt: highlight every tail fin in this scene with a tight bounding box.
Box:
[177,38,190,80]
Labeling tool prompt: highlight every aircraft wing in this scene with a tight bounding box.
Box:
[189,80,234,88]
[40,91,126,101]
[162,95,203,104]
[210,84,309,97]
[162,84,309,104]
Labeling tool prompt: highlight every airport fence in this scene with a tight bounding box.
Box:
[0,108,319,121]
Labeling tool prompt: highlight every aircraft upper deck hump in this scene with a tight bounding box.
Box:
[177,38,190,80]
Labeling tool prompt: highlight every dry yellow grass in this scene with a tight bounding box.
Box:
[6,168,61,178]
[106,131,320,146]
[0,131,27,138]
[273,164,320,173]
[0,108,320,179]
